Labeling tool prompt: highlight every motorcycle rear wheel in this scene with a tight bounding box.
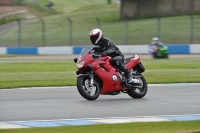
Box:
[126,73,147,99]
[77,76,100,101]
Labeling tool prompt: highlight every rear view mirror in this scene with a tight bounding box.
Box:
[74,57,78,63]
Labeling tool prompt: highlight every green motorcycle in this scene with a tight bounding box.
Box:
[149,44,169,59]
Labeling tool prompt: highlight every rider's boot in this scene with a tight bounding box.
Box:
[125,69,134,83]
[118,63,134,83]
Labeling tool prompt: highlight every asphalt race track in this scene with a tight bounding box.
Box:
[0,84,200,122]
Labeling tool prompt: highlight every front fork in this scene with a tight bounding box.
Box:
[89,73,94,86]
[77,72,94,87]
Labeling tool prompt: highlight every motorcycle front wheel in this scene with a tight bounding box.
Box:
[126,73,148,99]
[77,76,100,101]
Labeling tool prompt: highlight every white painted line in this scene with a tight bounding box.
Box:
[148,83,200,86]
[91,118,133,124]
[90,117,171,124]
[2,114,200,124]
[128,117,171,122]
[0,123,28,129]
[1,114,200,129]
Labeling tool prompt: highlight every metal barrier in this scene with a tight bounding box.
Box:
[0,14,200,47]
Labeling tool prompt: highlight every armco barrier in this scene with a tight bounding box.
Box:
[7,47,38,55]
[167,44,190,54]
[0,44,199,55]
[190,44,200,54]
[118,45,148,54]
[73,46,89,54]
[0,47,6,54]
[38,46,73,55]
[71,44,191,55]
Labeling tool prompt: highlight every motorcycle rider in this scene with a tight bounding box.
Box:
[151,37,164,58]
[89,28,134,83]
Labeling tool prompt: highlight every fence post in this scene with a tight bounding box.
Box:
[95,17,101,29]
[140,32,143,44]
[40,18,45,46]
[17,19,21,47]
[125,19,129,45]
[157,17,161,39]
[107,0,111,4]
[67,17,72,46]
[189,14,194,44]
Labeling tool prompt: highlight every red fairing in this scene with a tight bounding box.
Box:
[125,56,140,69]
[91,56,124,94]
[77,54,92,73]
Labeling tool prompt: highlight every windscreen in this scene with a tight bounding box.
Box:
[79,47,93,59]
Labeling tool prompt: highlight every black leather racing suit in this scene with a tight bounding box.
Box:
[96,38,132,80]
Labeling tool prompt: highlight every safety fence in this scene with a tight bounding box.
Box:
[0,14,200,47]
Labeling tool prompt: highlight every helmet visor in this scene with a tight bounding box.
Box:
[90,35,99,45]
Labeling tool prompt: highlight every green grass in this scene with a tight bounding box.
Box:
[0,55,16,57]
[26,0,108,14]
[44,0,108,14]
[0,17,21,25]
[1,0,200,46]
[142,58,200,83]
[0,61,76,89]
[1,120,200,133]
[0,58,199,89]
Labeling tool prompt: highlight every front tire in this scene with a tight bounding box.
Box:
[126,73,148,99]
[77,76,100,101]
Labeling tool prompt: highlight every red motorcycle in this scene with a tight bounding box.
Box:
[74,46,147,101]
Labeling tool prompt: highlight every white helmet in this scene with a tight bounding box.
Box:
[152,37,159,41]
[89,29,103,45]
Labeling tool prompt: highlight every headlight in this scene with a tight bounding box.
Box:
[77,60,86,69]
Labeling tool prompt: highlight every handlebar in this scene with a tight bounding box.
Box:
[93,54,101,57]
[92,54,101,60]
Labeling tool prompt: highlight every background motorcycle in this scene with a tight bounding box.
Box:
[149,44,168,59]
[74,46,147,101]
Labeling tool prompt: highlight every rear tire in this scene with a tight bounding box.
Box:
[126,73,148,99]
[77,76,100,101]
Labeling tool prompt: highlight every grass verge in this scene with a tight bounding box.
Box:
[0,58,199,89]
[1,120,200,133]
